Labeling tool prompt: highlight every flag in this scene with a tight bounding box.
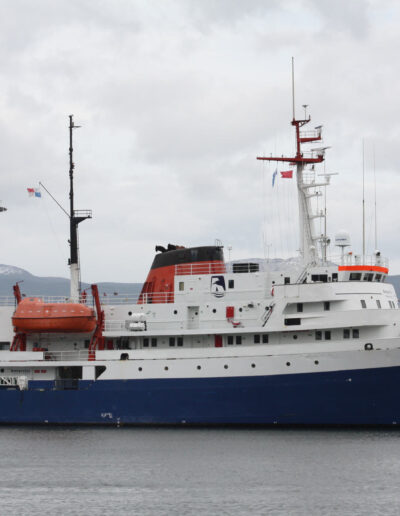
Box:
[27,188,41,198]
[272,169,277,187]
[280,170,293,178]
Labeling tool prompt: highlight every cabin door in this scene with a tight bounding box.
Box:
[187,306,199,329]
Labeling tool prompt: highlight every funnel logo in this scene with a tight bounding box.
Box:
[211,275,226,298]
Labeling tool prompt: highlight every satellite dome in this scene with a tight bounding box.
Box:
[334,231,351,247]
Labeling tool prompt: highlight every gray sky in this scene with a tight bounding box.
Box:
[0,0,399,282]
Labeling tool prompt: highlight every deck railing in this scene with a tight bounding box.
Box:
[175,263,226,275]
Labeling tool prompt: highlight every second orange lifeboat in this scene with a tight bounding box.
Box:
[12,298,96,333]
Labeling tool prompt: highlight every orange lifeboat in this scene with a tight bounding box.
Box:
[12,298,96,333]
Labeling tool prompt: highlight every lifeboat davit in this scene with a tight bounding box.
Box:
[12,298,96,333]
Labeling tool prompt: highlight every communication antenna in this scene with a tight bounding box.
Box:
[291,57,295,120]
[362,139,365,262]
[373,144,377,250]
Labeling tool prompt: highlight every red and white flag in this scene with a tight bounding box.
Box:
[280,170,293,178]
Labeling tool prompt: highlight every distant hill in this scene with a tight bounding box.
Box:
[0,263,399,299]
[0,264,142,298]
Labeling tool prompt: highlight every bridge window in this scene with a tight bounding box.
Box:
[332,273,338,282]
[352,329,359,338]
[254,334,260,344]
[343,329,350,339]
[236,336,242,345]
[324,301,330,311]
[312,274,328,283]
[363,273,373,282]
[315,331,322,340]
[297,303,303,313]
[350,273,362,281]
[227,336,234,345]
[324,331,331,340]
[262,334,269,343]
[285,318,301,326]
[143,338,149,348]
[177,337,183,347]
[375,274,382,282]
[151,338,157,347]
[169,337,175,347]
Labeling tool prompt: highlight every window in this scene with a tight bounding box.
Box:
[254,334,260,344]
[360,300,366,308]
[343,329,350,339]
[143,338,149,348]
[169,337,175,347]
[297,303,303,313]
[324,301,330,311]
[177,337,183,347]
[363,273,373,282]
[332,273,338,282]
[350,273,362,281]
[151,338,157,347]
[376,300,381,309]
[324,331,331,340]
[228,279,234,289]
[284,277,290,285]
[285,318,301,326]
[262,334,269,344]
[227,336,234,345]
[311,274,328,283]
[315,331,322,340]
[375,274,382,282]
[353,329,359,338]
[179,282,184,291]
[236,336,242,345]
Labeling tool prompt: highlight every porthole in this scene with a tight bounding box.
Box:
[251,363,256,368]
[197,365,201,370]
[128,311,132,316]
[164,366,169,371]
[138,367,142,372]
[286,362,291,366]
[293,335,298,340]
[212,309,216,313]
[314,360,319,365]
[239,308,243,312]
[173,310,178,315]
[224,365,228,369]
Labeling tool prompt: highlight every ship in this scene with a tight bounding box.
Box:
[0,101,398,426]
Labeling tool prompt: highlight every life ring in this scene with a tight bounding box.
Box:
[364,343,373,351]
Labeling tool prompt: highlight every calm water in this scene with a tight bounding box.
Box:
[1,426,400,515]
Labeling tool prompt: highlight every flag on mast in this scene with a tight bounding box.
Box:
[27,188,41,198]
[280,170,293,178]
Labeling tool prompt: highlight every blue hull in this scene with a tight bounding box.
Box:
[1,366,400,425]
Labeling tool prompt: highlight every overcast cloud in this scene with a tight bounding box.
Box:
[0,0,399,282]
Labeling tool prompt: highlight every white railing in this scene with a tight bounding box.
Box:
[329,254,389,268]
[300,130,321,140]
[43,350,90,361]
[0,296,16,306]
[175,263,226,276]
